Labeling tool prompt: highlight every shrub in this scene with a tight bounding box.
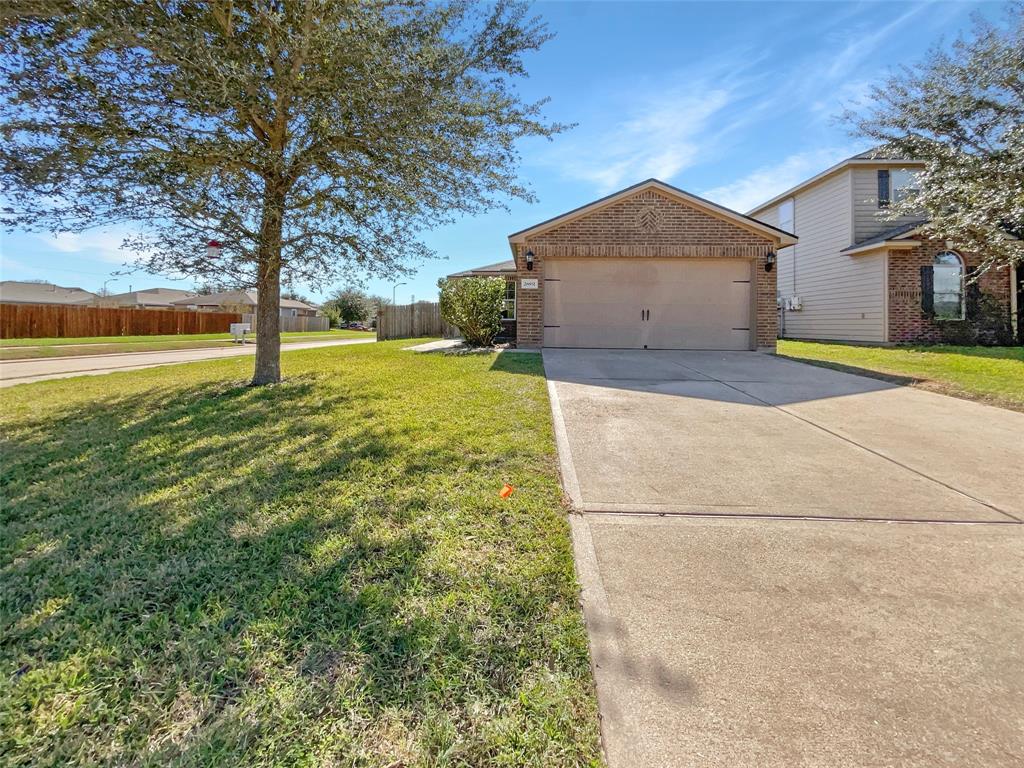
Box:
[938,288,1016,346]
[438,276,504,346]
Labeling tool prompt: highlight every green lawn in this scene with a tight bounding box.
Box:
[0,330,371,360]
[778,340,1024,411]
[0,341,600,767]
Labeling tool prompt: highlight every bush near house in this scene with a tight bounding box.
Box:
[438,277,504,346]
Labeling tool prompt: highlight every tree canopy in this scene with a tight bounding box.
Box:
[323,287,371,324]
[846,5,1024,275]
[1,0,564,382]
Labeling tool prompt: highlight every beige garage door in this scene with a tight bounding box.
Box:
[543,258,753,350]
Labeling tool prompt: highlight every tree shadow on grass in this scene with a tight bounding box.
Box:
[488,351,545,377]
[776,355,923,388]
[1,373,595,765]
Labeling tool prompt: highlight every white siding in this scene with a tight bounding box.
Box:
[775,169,887,343]
[852,167,925,242]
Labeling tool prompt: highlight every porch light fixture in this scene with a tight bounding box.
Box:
[525,249,535,271]
[206,239,223,259]
[765,251,776,272]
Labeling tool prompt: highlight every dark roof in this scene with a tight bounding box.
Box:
[507,178,797,241]
[447,259,516,278]
[850,146,918,161]
[841,220,927,252]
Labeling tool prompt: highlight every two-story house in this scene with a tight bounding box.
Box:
[750,150,1021,345]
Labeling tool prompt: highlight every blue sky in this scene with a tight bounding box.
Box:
[0,0,1000,304]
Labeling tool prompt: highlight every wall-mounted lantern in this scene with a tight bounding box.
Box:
[525,249,535,271]
[765,251,776,272]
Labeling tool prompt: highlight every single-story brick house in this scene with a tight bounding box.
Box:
[170,290,320,318]
[450,179,797,350]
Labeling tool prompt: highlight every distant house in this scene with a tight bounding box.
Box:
[0,280,97,305]
[92,287,197,309]
[169,290,320,317]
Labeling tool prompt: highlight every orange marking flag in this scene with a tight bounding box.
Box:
[499,483,515,499]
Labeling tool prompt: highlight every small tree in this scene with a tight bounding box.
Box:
[1,0,564,384]
[323,288,370,324]
[845,6,1024,275]
[438,277,504,346]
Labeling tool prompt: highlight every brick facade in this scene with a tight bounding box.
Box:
[887,237,1013,344]
[512,188,780,350]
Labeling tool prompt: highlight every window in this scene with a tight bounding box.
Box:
[502,280,516,320]
[890,168,920,204]
[778,198,794,233]
[933,251,964,320]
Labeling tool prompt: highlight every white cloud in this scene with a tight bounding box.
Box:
[549,83,737,193]
[701,146,863,214]
[809,78,875,121]
[37,229,137,264]
[825,4,928,81]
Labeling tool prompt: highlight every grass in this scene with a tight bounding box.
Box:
[0,330,371,360]
[0,341,600,767]
[778,340,1024,411]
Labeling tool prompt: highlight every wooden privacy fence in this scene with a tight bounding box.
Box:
[377,302,458,341]
[0,303,241,339]
[241,314,330,333]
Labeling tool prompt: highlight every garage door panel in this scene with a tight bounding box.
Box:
[544,258,753,350]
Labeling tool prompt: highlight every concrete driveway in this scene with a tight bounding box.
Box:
[544,349,1024,767]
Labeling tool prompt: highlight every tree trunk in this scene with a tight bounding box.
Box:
[251,184,285,386]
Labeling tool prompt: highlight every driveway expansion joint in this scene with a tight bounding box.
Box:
[665,356,1021,524]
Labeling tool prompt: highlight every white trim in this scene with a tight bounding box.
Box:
[883,251,890,343]
[749,158,926,217]
[509,179,797,248]
[502,278,516,321]
[1012,263,1020,337]
[844,239,920,257]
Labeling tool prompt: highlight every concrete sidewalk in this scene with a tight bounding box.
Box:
[0,337,375,387]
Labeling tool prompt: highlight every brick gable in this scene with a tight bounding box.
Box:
[510,185,782,350]
[525,189,773,257]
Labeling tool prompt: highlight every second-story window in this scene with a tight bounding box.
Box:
[890,169,920,204]
[778,198,794,233]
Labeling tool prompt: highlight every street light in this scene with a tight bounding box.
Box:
[392,282,407,305]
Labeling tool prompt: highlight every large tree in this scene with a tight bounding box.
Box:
[846,5,1024,276]
[1,0,562,383]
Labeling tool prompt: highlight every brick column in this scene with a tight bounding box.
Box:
[515,243,544,348]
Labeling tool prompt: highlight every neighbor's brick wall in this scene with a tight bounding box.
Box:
[888,237,1012,343]
[514,189,778,349]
